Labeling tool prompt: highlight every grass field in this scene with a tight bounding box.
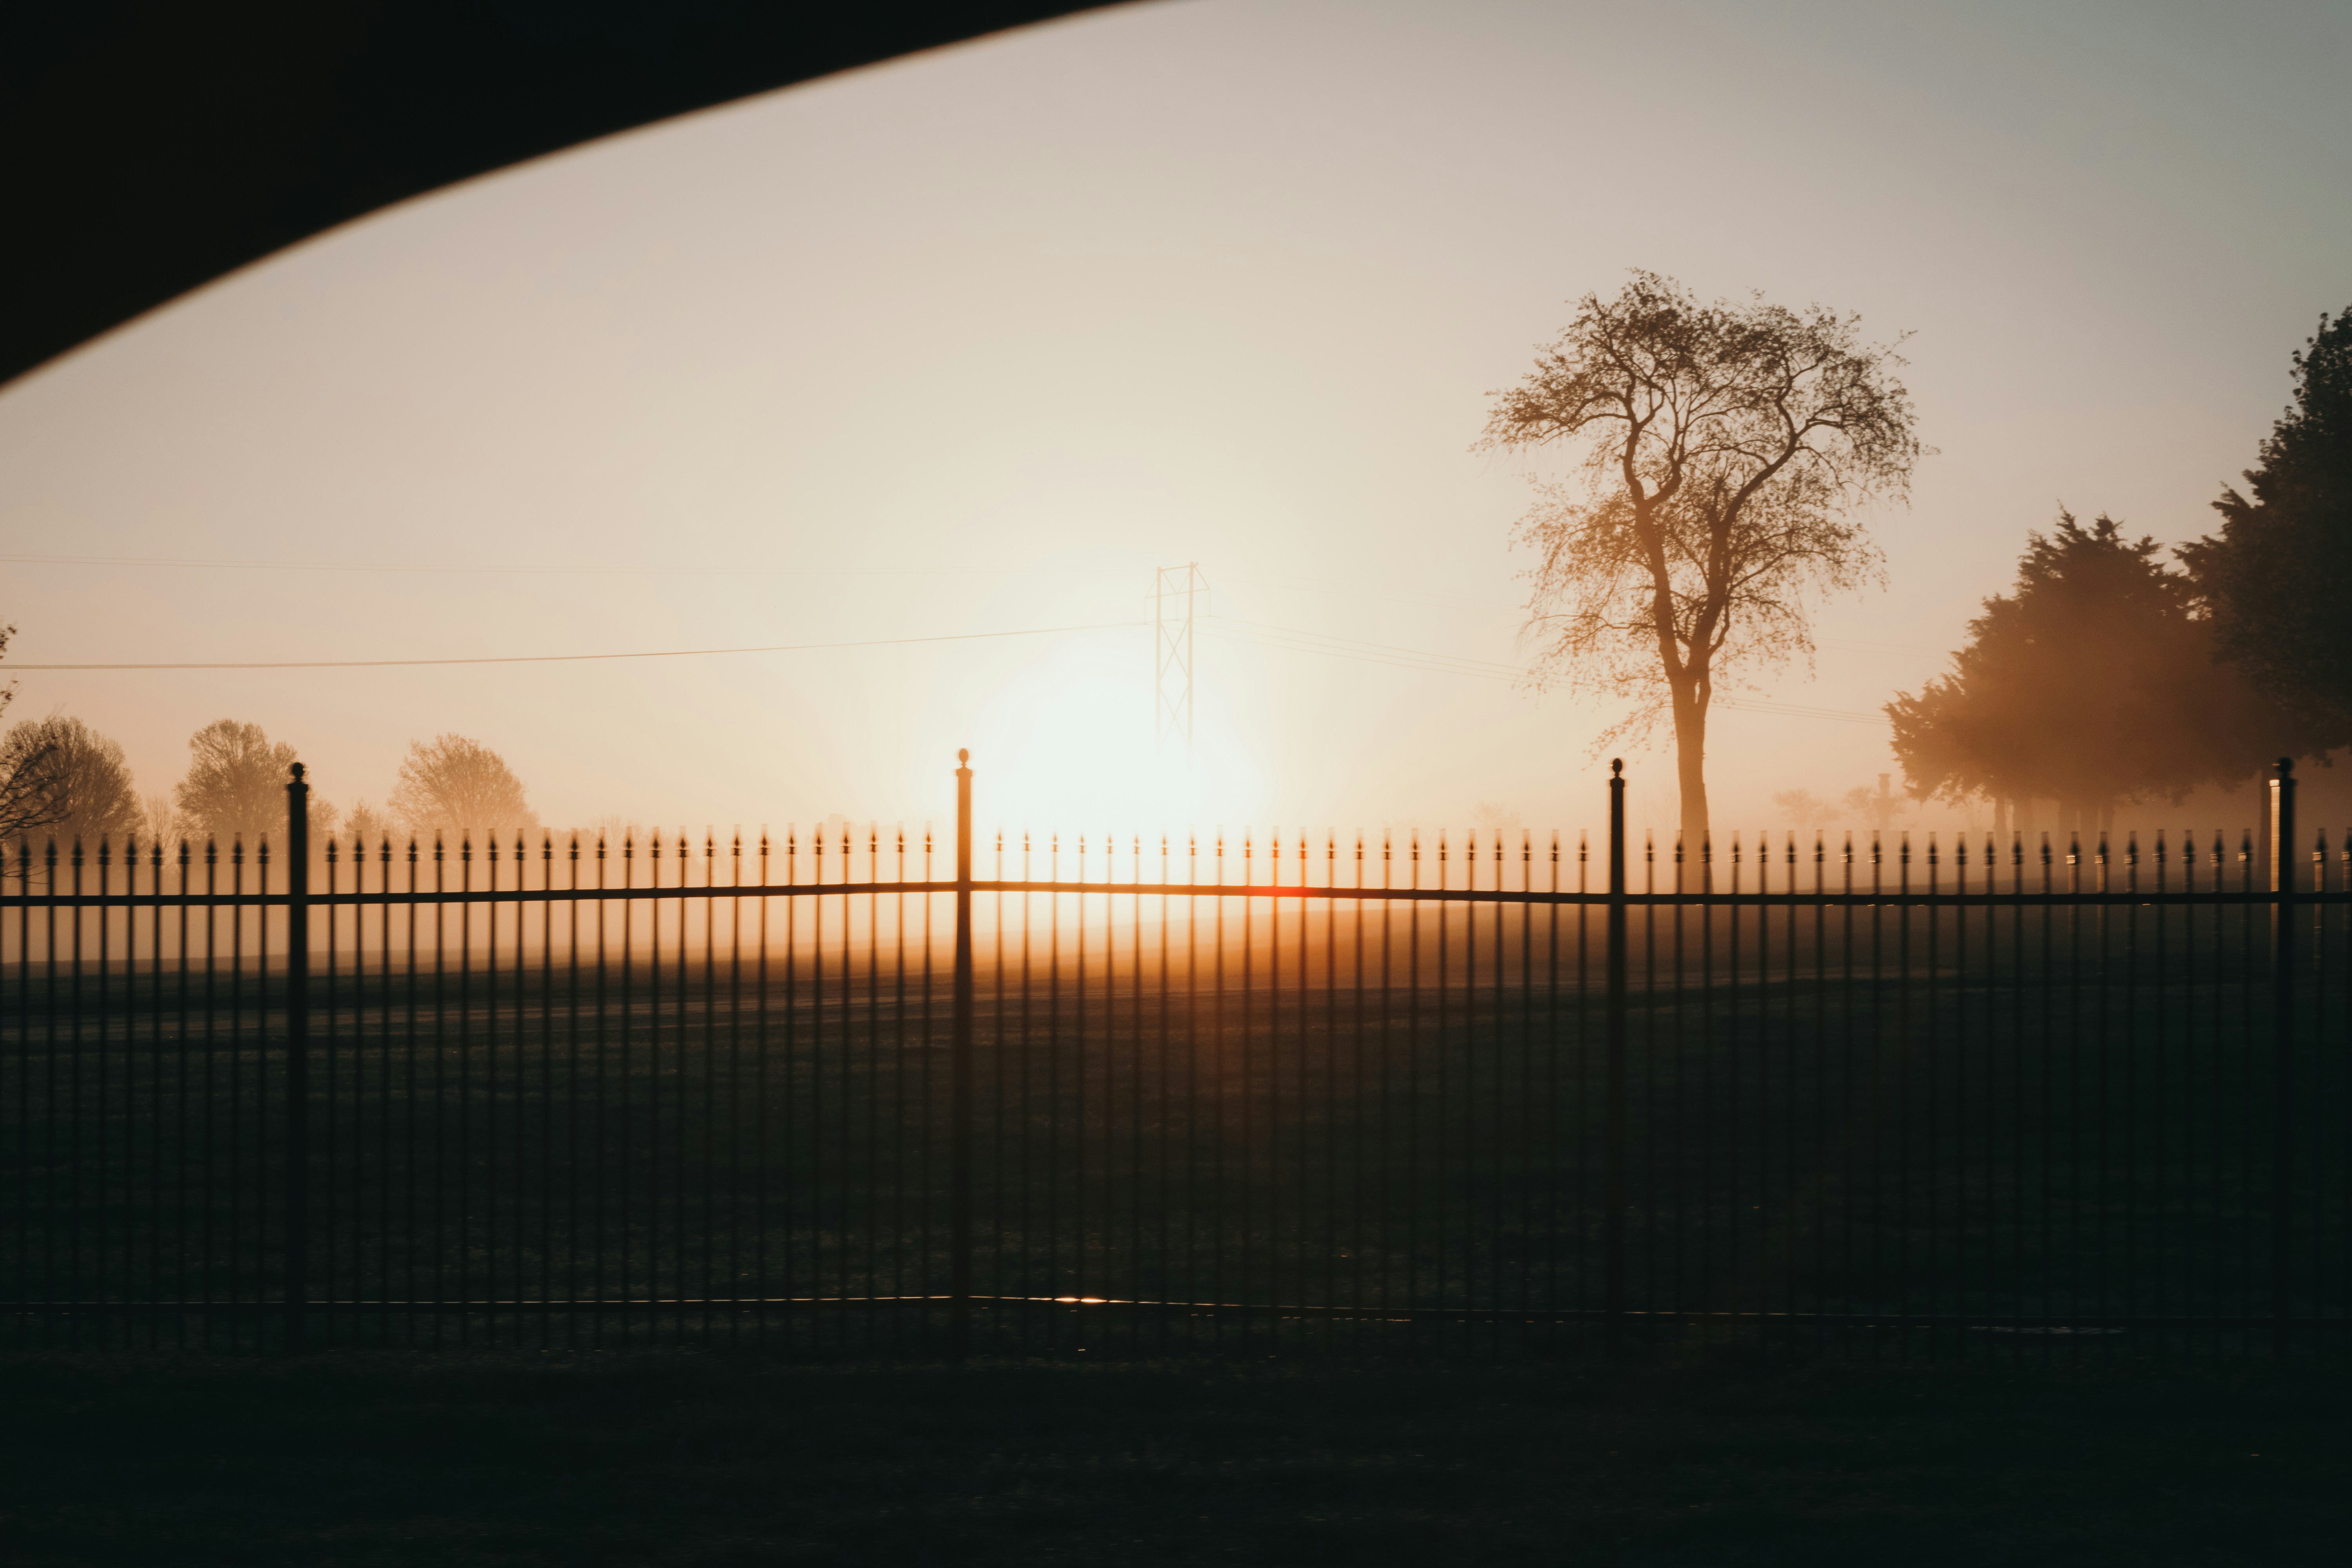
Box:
[6,955,2348,1353]
[7,892,2349,1352]
[2,1350,2345,1565]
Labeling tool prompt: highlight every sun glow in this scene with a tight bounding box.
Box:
[960,632,1262,840]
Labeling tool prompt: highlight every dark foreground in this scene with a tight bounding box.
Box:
[1,1353,2345,1566]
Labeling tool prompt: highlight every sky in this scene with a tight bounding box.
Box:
[1,0,2347,842]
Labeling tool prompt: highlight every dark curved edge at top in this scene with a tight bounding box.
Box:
[0,1,1113,390]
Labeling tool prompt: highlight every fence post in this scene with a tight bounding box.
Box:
[1605,759,1627,1355]
[284,762,311,1353]
[2269,756,2294,1359]
[949,748,974,1359]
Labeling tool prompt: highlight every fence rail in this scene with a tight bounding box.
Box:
[3,754,2347,1358]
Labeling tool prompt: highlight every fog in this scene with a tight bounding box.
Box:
[2,0,2346,840]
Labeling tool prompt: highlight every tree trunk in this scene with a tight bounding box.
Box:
[1672,689,1710,852]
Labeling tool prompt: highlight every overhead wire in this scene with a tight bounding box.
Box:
[1203,614,1885,723]
[0,551,1125,580]
[13,620,1151,671]
[9,588,1890,723]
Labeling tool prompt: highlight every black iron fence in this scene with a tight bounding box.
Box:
[4,754,2348,1358]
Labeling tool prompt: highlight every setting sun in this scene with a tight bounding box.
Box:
[1,4,2347,1556]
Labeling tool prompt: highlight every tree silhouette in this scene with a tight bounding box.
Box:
[1770,789,1837,832]
[138,794,181,849]
[2179,307,2352,725]
[389,734,536,836]
[0,624,64,847]
[1839,776,1910,836]
[0,716,140,849]
[340,799,396,849]
[174,719,297,843]
[1889,512,2318,830]
[1480,272,1923,844]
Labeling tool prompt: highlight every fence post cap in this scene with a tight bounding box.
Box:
[288,761,305,782]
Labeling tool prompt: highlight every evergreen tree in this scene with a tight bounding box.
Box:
[1890,512,2316,829]
[2179,308,2352,726]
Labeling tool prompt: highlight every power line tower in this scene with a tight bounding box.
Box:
[1154,563,1205,750]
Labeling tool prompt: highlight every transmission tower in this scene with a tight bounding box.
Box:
[1154,563,1205,750]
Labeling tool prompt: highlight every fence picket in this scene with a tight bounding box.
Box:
[0,752,2343,1358]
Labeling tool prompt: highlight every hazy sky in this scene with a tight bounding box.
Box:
[2,0,2346,840]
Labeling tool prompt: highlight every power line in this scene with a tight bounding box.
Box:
[0,552,1124,580]
[1205,615,1884,723]
[9,593,1892,725]
[14,620,1149,672]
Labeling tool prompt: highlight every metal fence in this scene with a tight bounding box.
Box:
[3,752,2348,1358]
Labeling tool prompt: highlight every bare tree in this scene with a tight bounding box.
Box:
[341,799,396,849]
[0,766,57,850]
[1841,774,1911,837]
[1480,272,1924,843]
[174,719,298,843]
[0,714,140,851]
[1470,800,1520,832]
[389,734,537,836]
[139,794,182,848]
[1770,789,1837,832]
[0,624,62,850]
[587,816,642,852]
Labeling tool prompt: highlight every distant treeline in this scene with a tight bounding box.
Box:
[0,705,536,854]
[1887,308,2352,838]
